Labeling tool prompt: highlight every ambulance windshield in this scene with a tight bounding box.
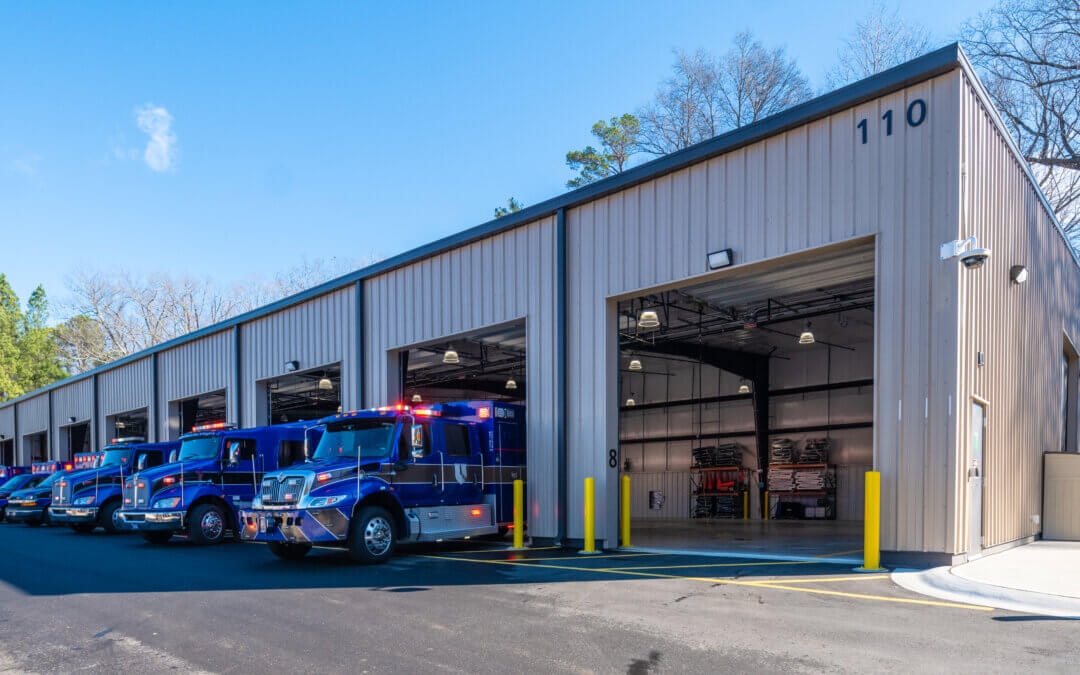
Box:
[312,420,395,461]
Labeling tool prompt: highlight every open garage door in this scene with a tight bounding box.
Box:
[619,243,874,558]
[401,322,525,406]
[177,391,227,435]
[0,439,13,465]
[107,408,148,442]
[25,431,47,463]
[60,422,90,460]
[263,365,341,424]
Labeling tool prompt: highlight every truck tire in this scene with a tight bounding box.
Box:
[142,531,172,545]
[188,504,226,545]
[347,506,396,564]
[268,542,312,561]
[71,522,96,534]
[99,500,122,534]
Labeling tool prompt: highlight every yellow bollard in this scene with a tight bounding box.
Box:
[581,477,598,554]
[511,479,525,550]
[765,491,770,520]
[620,474,631,549]
[743,491,749,520]
[856,471,885,571]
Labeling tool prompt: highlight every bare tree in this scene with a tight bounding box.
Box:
[60,255,381,372]
[826,2,935,88]
[637,33,812,156]
[963,0,1080,234]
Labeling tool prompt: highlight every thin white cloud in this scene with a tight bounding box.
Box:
[135,104,177,172]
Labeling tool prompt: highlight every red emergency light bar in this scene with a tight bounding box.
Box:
[32,461,62,474]
[191,422,235,432]
[413,408,441,417]
[375,404,411,413]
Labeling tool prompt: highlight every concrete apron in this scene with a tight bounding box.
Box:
[892,541,1080,617]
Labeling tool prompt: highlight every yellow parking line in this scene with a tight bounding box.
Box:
[747,581,992,610]
[437,545,562,555]
[430,552,659,562]
[416,554,989,611]
[812,549,863,559]
[744,575,890,584]
[613,560,832,571]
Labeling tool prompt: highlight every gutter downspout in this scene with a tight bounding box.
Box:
[556,207,568,545]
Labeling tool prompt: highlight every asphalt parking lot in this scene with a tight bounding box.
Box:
[0,524,1076,673]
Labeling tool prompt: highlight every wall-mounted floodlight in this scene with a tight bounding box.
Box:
[284,360,300,372]
[707,248,734,270]
[941,235,991,269]
[68,416,77,424]
[1010,265,1029,284]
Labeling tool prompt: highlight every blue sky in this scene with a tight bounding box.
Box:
[0,1,991,312]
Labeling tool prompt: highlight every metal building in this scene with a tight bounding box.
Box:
[2,44,1077,564]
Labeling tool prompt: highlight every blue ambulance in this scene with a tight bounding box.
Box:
[240,401,525,564]
[49,438,179,533]
[5,461,77,526]
[118,421,316,545]
[0,466,33,521]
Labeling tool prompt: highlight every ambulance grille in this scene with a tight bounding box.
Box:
[122,478,150,508]
[52,480,72,505]
[261,476,304,505]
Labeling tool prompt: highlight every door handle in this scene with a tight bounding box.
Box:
[968,467,980,479]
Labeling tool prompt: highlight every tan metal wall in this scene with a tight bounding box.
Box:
[51,378,93,457]
[955,73,1080,553]
[240,285,358,427]
[0,404,13,442]
[363,216,559,538]
[157,329,234,438]
[1043,453,1080,540]
[97,357,153,447]
[15,394,50,462]
[567,72,963,549]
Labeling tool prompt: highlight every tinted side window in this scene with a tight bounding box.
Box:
[139,452,164,469]
[444,424,471,457]
[278,441,305,468]
[228,439,258,461]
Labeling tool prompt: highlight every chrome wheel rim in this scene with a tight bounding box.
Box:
[201,511,224,540]
[111,509,123,529]
[364,516,393,556]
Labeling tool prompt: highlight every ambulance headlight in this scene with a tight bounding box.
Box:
[153,497,182,509]
[307,495,346,508]
[73,496,96,505]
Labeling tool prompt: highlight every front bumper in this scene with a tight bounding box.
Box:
[118,510,185,531]
[6,505,46,523]
[48,506,98,523]
[239,508,350,544]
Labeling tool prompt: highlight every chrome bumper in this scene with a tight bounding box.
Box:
[118,510,185,531]
[48,506,98,522]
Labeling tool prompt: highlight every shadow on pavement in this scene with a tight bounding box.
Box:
[0,523,865,597]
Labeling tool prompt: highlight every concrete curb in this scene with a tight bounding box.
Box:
[891,567,1080,617]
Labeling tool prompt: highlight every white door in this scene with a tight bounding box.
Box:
[968,401,986,555]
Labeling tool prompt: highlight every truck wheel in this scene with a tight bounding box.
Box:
[142,531,172,545]
[188,504,226,545]
[268,542,312,561]
[71,522,96,534]
[347,506,396,564]
[99,501,122,534]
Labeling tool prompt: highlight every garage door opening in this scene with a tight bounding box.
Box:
[177,391,227,434]
[0,439,13,465]
[619,244,874,558]
[401,322,526,406]
[107,408,148,442]
[24,431,47,463]
[262,365,342,424]
[61,422,90,460]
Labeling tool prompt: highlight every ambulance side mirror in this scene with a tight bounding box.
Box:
[136,454,148,472]
[168,450,178,464]
[410,425,424,460]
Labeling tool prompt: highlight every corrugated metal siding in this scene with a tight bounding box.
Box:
[157,330,234,433]
[955,74,1080,553]
[15,394,49,434]
[0,405,13,442]
[98,357,152,447]
[567,72,962,549]
[241,286,357,427]
[1043,453,1080,540]
[364,216,559,538]
[51,378,93,446]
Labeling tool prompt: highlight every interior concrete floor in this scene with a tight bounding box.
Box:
[629,518,863,561]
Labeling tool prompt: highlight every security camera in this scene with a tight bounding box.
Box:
[958,248,991,269]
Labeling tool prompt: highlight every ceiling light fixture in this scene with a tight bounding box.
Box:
[738,381,751,394]
[443,348,460,365]
[798,322,815,345]
[505,377,518,390]
[625,396,636,406]
[317,377,333,391]
[628,358,643,371]
[637,310,660,329]
[412,394,422,403]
